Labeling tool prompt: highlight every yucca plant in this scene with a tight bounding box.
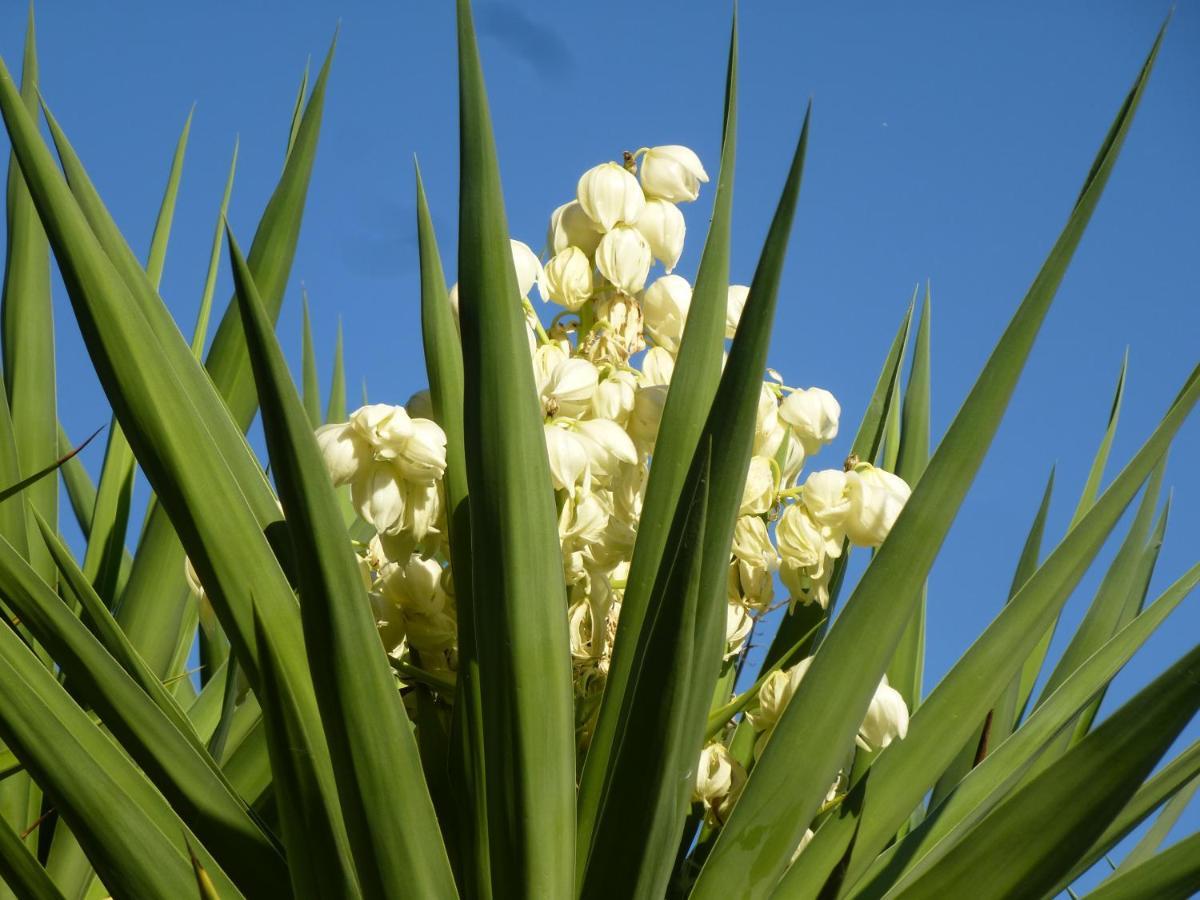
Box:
[0,2,1195,899]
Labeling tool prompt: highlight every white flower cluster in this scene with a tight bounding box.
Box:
[178,144,914,758]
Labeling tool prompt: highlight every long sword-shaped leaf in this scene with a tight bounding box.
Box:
[577,12,738,870]
[580,445,711,899]
[761,300,914,670]
[692,28,1168,897]
[455,1,575,895]
[229,226,457,898]
[0,530,288,894]
[1015,352,1128,717]
[300,289,321,427]
[0,613,242,899]
[2,4,54,585]
[415,163,489,898]
[0,818,62,900]
[887,285,932,711]
[327,317,346,422]
[990,465,1056,745]
[1114,775,1199,875]
[841,560,1200,899]
[889,640,1200,899]
[1084,831,1200,900]
[192,137,239,358]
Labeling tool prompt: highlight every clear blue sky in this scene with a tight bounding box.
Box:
[3,1,1198,890]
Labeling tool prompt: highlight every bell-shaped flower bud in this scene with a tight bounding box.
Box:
[595,224,653,295]
[726,284,750,338]
[747,657,813,733]
[591,370,638,425]
[510,238,545,301]
[779,386,841,456]
[544,423,590,490]
[315,422,369,486]
[639,145,709,203]
[801,469,852,529]
[739,455,776,516]
[640,346,675,386]
[548,200,603,257]
[543,246,594,310]
[642,274,692,353]
[634,197,686,272]
[857,675,910,751]
[576,161,645,231]
[693,742,737,807]
[843,465,911,547]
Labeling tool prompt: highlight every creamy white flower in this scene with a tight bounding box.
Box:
[753,383,785,459]
[777,430,807,488]
[544,423,591,491]
[542,246,594,311]
[726,284,749,338]
[642,274,691,353]
[694,742,737,807]
[634,197,685,272]
[747,657,813,733]
[573,419,638,482]
[351,403,410,446]
[726,602,753,658]
[379,554,445,617]
[843,465,911,548]
[740,455,776,516]
[391,419,448,482]
[779,387,841,456]
[577,161,645,230]
[588,291,646,363]
[628,384,669,453]
[857,675,910,751]
[590,370,638,425]
[802,469,852,528]
[352,461,408,534]
[730,516,779,611]
[776,504,840,569]
[595,225,653,295]
[315,422,369,486]
[640,145,709,203]
[541,357,600,418]
[640,346,675,386]
[558,489,609,549]
[548,199,603,257]
[510,239,545,301]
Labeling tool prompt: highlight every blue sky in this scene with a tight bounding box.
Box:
[2,1,1198,890]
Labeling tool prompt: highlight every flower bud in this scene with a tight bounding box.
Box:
[726,603,752,657]
[779,387,840,455]
[640,145,709,203]
[634,197,685,272]
[642,274,691,353]
[548,199,603,256]
[315,422,369,486]
[740,455,775,516]
[640,346,675,386]
[857,675,910,751]
[379,554,445,617]
[843,465,911,547]
[542,246,594,310]
[510,239,545,301]
[595,225,653,295]
[628,384,669,453]
[747,657,813,733]
[726,284,749,338]
[577,161,645,231]
[693,743,737,806]
[801,469,852,529]
[590,370,638,425]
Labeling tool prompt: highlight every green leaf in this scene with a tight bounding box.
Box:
[1084,831,1200,900]
[0,606,243,899]
[842,559,1200,899]
[186,838,223,900]
[1060,737,1200,892]
[888,283,932,711]
[692,27,1169,897]
[250,610,358,899]
[326,317,346,423]
[580,444,711,899]
[300,289,321,427]
[145,105,191,286]
[1114,775,1199,875]
[0,426,100,504]
[454,1,575,894]
[1017,351,1128,717]
[577,11,737,870]
[760,299,914,670]
[888,640,1200,899]
[192,137,238,359]
[2,4,56,587]
[285,59,310,162]
[415,162,489,898]
[990,465,1056,745]
[56,423,96,541]
[0,818,64,900]
[228,224,457,898]
[0,528,287,893]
